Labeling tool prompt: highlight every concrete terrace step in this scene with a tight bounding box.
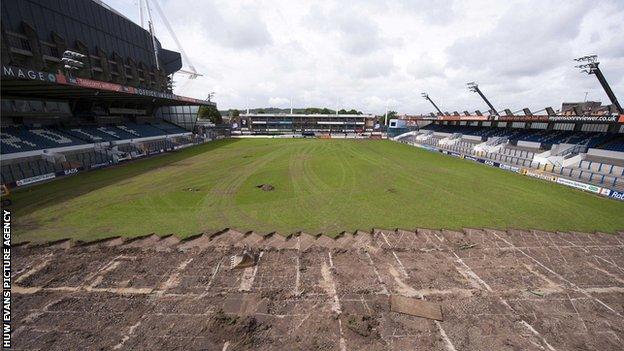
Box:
[14,228,621,253]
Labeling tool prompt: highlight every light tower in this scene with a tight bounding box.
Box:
[466,82,498,116]
[574,55,623,114]
[421,93,443,115]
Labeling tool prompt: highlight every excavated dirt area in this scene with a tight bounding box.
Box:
[12,229,624,350]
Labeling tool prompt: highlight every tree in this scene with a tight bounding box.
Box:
[338,109,347,114]
[198,105,222,124]
[228,109,240,117]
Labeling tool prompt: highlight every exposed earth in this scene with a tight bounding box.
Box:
[12,228,624,350]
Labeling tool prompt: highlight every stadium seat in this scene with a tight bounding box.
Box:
[1,126,85,153]
[150,121,188,134]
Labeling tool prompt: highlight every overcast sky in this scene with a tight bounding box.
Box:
[106,0,624,114]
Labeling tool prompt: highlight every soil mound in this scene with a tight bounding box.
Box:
[256,184,275,191]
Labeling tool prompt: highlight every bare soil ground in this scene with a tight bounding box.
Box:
[12,229,624,350]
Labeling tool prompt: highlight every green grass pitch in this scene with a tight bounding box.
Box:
[12,138,624,242]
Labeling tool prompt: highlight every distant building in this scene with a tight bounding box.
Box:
[231,113,377,134]
[560,101,614,115]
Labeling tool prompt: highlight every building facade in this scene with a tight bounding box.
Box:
[0,0,216,188]
[1,0,181,92]
[1,0,214,132]
[232,113,377,134]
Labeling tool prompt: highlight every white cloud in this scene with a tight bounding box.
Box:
[104,0,624,114]
[268,97,290,106]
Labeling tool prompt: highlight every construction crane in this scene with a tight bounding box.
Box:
[574,55,623,114]
[137,0,202,92]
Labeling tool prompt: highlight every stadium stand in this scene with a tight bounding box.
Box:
[418,124,620,151]
[0,120,192,155]
[598,136,624,152]
[395,119,624,191]
[0,0,221,188]
[150,122,188,134]
[1,126,85,153]
[0,118,207,186]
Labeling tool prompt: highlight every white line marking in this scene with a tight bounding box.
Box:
[364,251,389,295]
[294,255,301,296]
[321,260,341,315]
[452,250,557,350]
[337,318,347,351]
[435,321,457,351]
[239,251,263,292]
[15,255,53,284]
[293,312,312,332]
[452,252,492,291]
[522,264,564,294]
[113,320,142,349]
[489,230,623,318]
[520,321,557,351]
[391,251,409,278]
[321,253,347,350]
[205,259,222,292]
[586,262,624,285]
[221,341,230,351]
[420,230,442,250]
[379,231,393,248]
[387,264,419,297]
[89,261,121,288]
[593,255,624,273]
[156,258,193,296]
[432,231,445,243]
[384,250,457,351]
[380,232,409,278]
[83,255,125,287]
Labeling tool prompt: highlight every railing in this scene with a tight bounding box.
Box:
[449,133,462,140]
[486,137,508,146]
[5,32,31,52]
[552,143,587,157]
[41,42,60,58]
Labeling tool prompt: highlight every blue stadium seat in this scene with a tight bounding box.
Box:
[123,123,171,137]
[64,126,122,142]
[150,121,188,134]
[1,121,181,155]
[1,126,85,153]
[419,124,622,152]
[600,136,624,152]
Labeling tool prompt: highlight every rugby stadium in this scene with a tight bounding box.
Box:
[2,0,624,350]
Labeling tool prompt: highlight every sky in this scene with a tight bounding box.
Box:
[104,0,624,115]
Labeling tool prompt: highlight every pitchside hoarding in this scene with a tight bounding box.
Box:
[555,177,602,193]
